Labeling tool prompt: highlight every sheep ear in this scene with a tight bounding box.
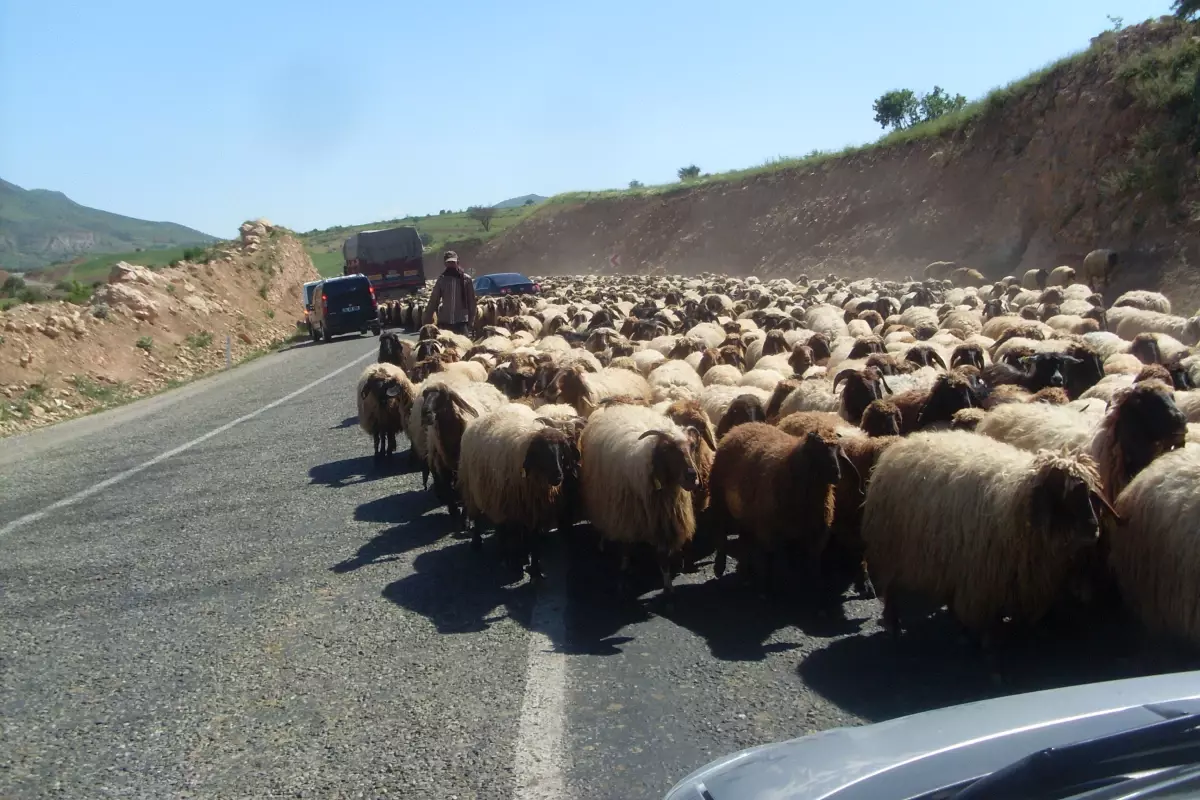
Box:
[837,447,862,485]
[879,375,893,395]
[930,350,948,370]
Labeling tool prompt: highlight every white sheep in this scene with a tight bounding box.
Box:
[648,359,704,403]
[1115,309,1200,346]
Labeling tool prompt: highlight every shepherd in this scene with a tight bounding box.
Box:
[423,250,477,335]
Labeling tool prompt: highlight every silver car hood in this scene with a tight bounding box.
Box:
[666,670,1200,800]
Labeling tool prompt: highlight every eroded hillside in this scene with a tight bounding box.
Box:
[0,221,318,436]
[476,18,1200,310]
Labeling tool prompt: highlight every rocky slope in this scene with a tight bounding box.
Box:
[0,221,318,436]
[475,18,1200,311]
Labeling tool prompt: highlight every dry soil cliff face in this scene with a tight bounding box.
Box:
[477,18,1200,310]
[0,221,319,436]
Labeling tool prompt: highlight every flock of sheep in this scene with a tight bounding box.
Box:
[354,254,1200,653]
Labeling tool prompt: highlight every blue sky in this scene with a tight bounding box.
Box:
[0,0,1174,237]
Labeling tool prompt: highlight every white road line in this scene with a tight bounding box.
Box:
[0,349,377,539]
[513,556,569,800]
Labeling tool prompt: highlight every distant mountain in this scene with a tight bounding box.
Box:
[492,194,547,209]
[0,179,216,271]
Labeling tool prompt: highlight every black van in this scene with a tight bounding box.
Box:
[309,274,380,342]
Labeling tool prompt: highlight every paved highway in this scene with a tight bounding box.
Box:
[0,333,1160,799]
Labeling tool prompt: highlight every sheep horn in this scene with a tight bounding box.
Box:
[837,447,863,487]
[1094,491,1122,523]
[832,368,857,390]
[879,374,893,395]
[638,429,670,441]
[534,417,556,426]
[929,349,948,370]
[689,424,717,452]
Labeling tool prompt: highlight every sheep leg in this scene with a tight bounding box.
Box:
[657,550,675,604]
[615,544,632,599]
[526,531,545,581]
[373,432,383,458]
[386,431,397,457]
[881,593,902,638]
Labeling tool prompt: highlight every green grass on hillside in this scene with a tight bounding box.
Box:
[34,245,212,285]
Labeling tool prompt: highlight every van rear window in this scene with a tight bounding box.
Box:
[323,279,370,299]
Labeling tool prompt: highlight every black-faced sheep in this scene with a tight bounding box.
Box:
[457,404,578,578]
[421,381,508,517]
[357,363,414,459]
[860,399,902,436]
[377,331,411,370]
[715,393,769,440]
[832,366,889,424]
[579,404,702,597]
[862,431,1113,641]
[890,370,983,433]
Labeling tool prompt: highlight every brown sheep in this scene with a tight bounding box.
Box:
[708,423,851,593]
[860,399,902,436]
[715,393,769,440]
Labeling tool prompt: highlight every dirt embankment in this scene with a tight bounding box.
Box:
[0,221,319,436]
[476,18,1200,310]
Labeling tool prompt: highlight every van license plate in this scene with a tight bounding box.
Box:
[343,305,359,313]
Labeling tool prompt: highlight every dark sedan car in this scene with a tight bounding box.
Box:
[473,272,539,297]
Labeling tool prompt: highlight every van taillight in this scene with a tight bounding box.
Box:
[321,294,328,312]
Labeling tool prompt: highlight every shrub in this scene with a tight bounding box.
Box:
[17,287,44,304]
[91,303,110,319]
[185,330,213,349]
[265,309,275,319]
[1,274,26,297]
[135,336,153,351]
[677,165,701,181]
[629,180,644,189]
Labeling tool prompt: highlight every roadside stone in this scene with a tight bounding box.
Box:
[108,261,163,286]
[237,331,253,344]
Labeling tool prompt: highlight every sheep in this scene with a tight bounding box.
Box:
[738,367,790,392]
[1114,290,1171,314]
[862,431,1114,640]
[422,381,508,517]
[1081,249,1118,291]
[664,398,718,565]
[832,366,888,424]
[715,393,769,440]
[950,267,987,288]
[377,331,411,370]
[1115,309,1200,346]
[975,380,1188,501]
[1045,265,1076,287]
[1021,268,1049,291]
[457,404,578,577]
[356,363,414,459]
[828,435,900,593]
[632,348,667,376]
[407,373,471,488]
[803,305,850,339]
[702,363,743,387]
[1107,446,1200,648]
[648,359,705,404]
[702,376,772,421]
[553,365,653,416]
[889,370,982,433]
[578,404,703,597]
[860,399,902,437]
[707,422,851,592]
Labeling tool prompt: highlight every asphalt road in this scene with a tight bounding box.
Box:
[0,332,1171,799]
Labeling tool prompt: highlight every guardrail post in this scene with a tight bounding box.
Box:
[225,334,231,369]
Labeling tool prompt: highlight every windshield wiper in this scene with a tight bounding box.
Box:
[954,709,1200,800]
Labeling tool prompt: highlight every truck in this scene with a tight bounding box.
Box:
[342,226,426,301]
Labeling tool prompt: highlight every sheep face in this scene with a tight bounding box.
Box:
[915,373,978,429]
[789,345,814,375]
[847,336,885,359]
[1029,458,1105,549]
[905,345,947,369]
[791,431,844,486]
[982,299,1007,320]
[1129,334,1162,365]
[412,357,446,383]
[860,399,901,437]
[419,324,439,341]
[1063,346,1104,399]
[641,430,700,492]
[1023,353,1080,391]
[378,333,405,367]
[415,339,444,362]
[807,333,832,364]
[951,343,985,371]
[716,395,768,439]
[761,330,789,357]
[834,367,887,422]
[1113,382,1188,479]
[523,428,573,488]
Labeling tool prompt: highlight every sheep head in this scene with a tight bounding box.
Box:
[762,330,789,357]
[834,366,887,423]
[664,399,717,452]
[915,372,977,430]
[1129,333,1162,366]
[639,429,700,492]
[419,324,440,341]
[951,343,985,371]
[807,332,832,364]
[716,394,768,440]
[1108,380,1188,486]
[522,427,573,488]
[847,335,885,359]
[765,378,801,422]
[1028,450,1111,546]
[378,333,405,367]
[788,431,848,487]
[860,399,901,437]
[905,344,948,370]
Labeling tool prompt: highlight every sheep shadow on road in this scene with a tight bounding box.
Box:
[332,490,449,573]
[332,415,359,429]
[381,538,537,635]
[558,525,655,656]
[798,609,1195,723]
[656,578,868,662]
[308,453,409,488]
